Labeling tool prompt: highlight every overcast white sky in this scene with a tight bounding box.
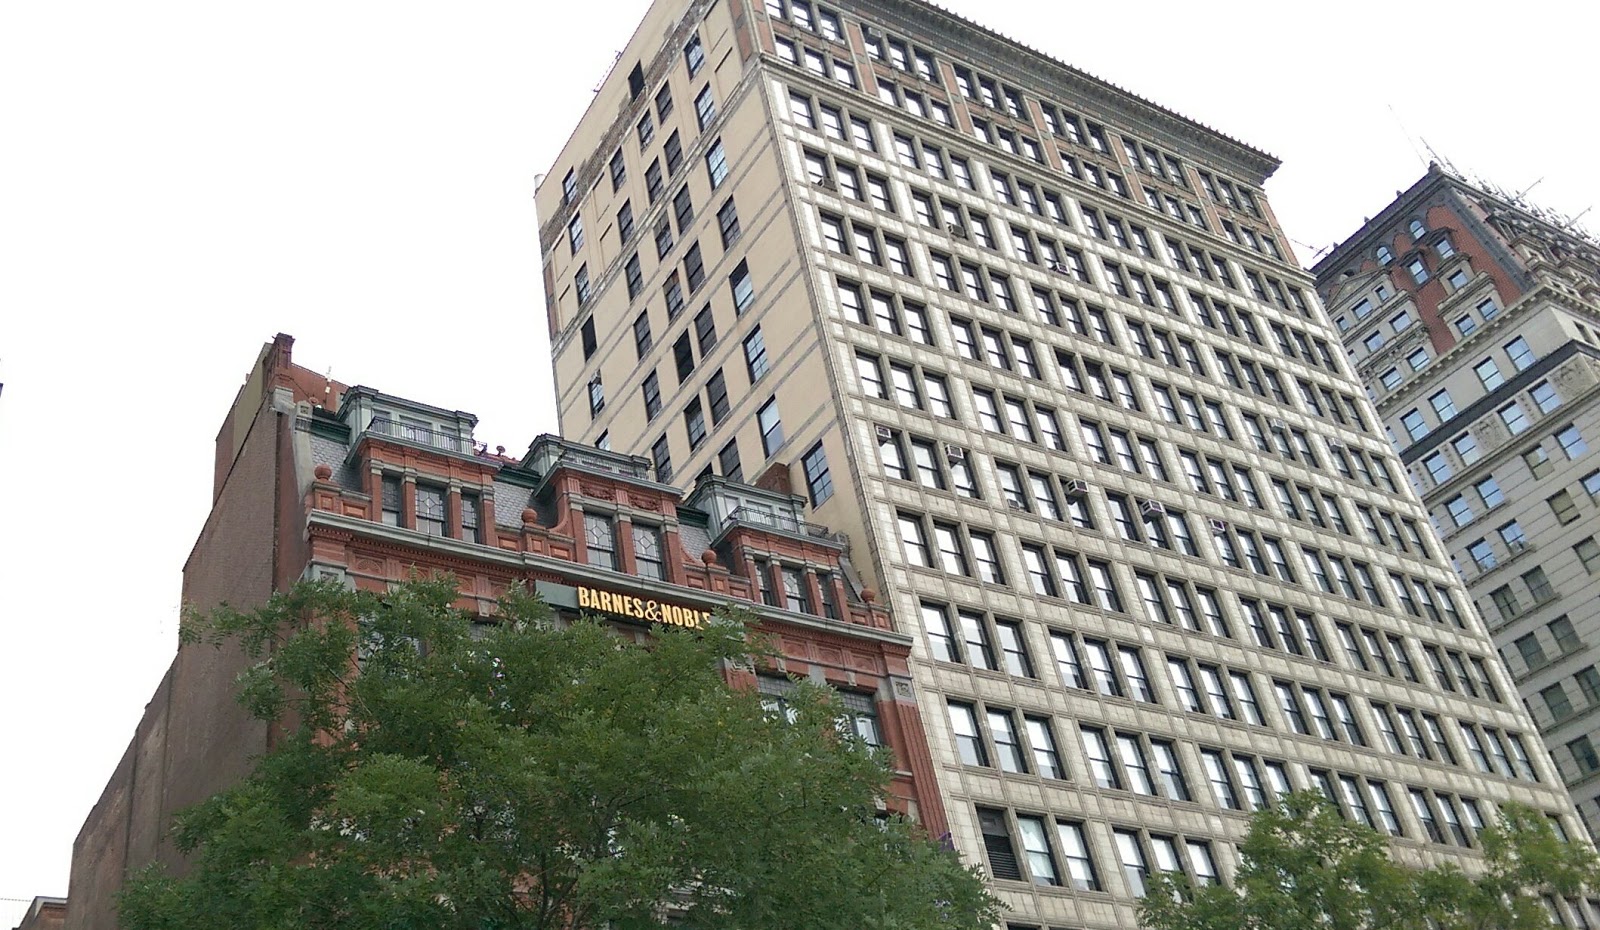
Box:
[2,0,1596,920]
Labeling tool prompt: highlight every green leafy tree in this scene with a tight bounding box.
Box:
[120,578,999,930]
[1139,791,1600,930]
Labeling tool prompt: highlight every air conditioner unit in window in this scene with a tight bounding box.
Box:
[945,444,968,464]
[1005,500,1028,513]
[874,425,894,443]
[1209,518,1230,534]
[1061,478,1089,498]
[1328,439,1345,452]
[861,26,881,43]
[1139,499,1167,516]
[947,223,969,239]
[1048,261,1070,275]
[1507,539,1528,554]
[1269,417,1287,430]
[814,176,837,192]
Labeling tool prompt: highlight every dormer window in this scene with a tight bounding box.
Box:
[633,524,664,579]
[461,492,482,544]
[585,513,618,571]
[417,485,447,537]
[381,476,402,526]
[782,566,811,613]
[753,557,779,607]
[817,570,842,620]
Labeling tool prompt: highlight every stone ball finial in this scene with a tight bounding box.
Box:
[861,588,877,603]
[521,507,537,525]
[313,464,333,481]
[701,549,718,564]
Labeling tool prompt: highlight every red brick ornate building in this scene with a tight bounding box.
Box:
[63,334,947,930]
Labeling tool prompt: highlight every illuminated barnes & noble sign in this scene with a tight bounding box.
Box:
[575,584,714,629]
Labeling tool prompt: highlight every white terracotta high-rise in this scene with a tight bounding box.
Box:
[539,3,1585,926]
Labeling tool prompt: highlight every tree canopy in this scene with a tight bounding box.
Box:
[120,578,999,930]
[1139,791,1600,930]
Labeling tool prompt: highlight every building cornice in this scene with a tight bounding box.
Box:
[848,0,1279,182]
[1398,339,1599,467]
[305,510,913,648]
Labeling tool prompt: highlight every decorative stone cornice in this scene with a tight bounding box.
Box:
[844,0,1279,182]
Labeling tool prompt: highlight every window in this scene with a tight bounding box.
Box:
[1401,409,1428,441]
[947,700,988,766]
[623,253,644,300]
[1531,381,1561,413]
[717,439,742,482]
[743,328,769,381]
[664,131,684,175]
[683,33,705,75]
[655,219,676,259]
[414,484,446,537]
[706,370,730,424]
[705,139,729,188]
[1575,537,1600,574]
[802,443,833,506]
[641,371,662,420]
[1505,336,1536,371]
[1525,444,1552,478]
[574,264,592,306]
[1558,425,1588,459]
[694,85,716,130]
[672,186,694,230]
[1081,727,1120,789]
[975,809,1023,881]
[1544,684,1574,722]
[584,512,617,570]
[717,198,741,247]
[1499,403,1529,435]
[1417,452,1450,485]
[684,243,706,291]
[1550,490,1580,524]
[651,435,673,483]
[683,399,706,449]
[617,201,635,242]
[1430,389,1456,421]
[631,523,665,580]
[1571,737,1600,776]
[757,398,783,455]
[1473,357,1505,390]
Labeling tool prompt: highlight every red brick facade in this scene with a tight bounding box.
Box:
[62,335,949,930]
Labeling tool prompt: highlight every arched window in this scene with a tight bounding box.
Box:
[1409,219,1426,240]
[1377,245,1393,266]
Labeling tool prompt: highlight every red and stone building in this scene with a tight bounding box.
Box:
[1316,166,1600,837]
[11,898,66,930]
[62,333,947,930]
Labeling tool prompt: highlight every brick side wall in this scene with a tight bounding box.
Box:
[64,399,287,930]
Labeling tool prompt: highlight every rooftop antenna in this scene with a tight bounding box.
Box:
[1387,104,1429,170]
[593,50,622,94]
[1418,137,1459,177]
